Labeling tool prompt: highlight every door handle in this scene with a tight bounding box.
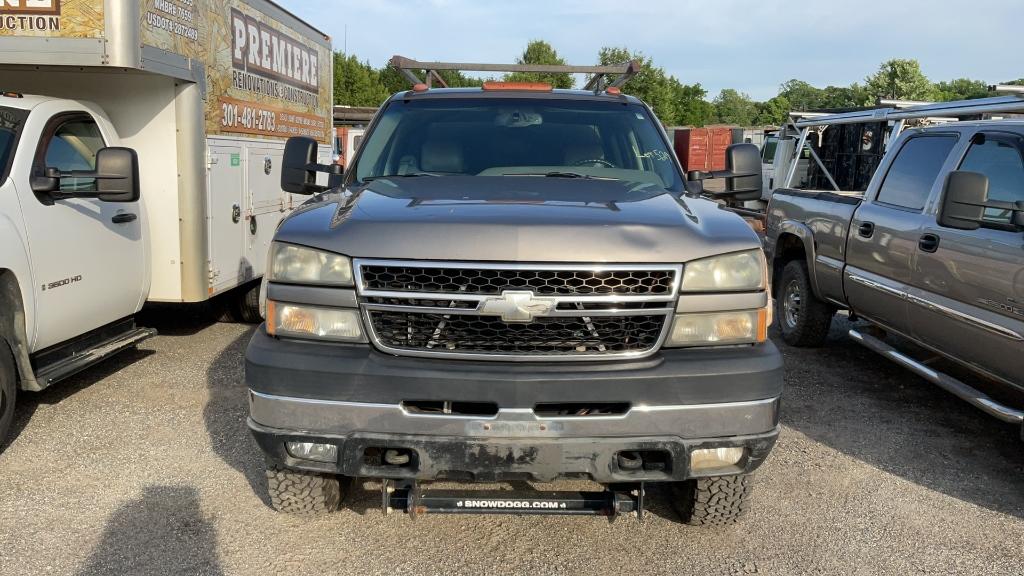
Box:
[111,213,137,224]
[857,221,875,238]
[918,233,940,253]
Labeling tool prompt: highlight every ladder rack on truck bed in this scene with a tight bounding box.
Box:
[388,55,642,91]
[777,89,1024,193]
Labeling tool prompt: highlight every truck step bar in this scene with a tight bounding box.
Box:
[381,479,646,522]
[848,329,1024,425]
[33,327,157,389]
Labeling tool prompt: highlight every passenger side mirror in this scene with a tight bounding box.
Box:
[95,147,140,203]
[722,143,763,201]
[685,144,764,204]
[282,136,342,195]
[938,171,987,231]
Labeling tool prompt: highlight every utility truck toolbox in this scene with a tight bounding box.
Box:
[0,1,331,445]
[247,58,783,524]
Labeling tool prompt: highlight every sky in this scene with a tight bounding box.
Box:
[279,0,1021,101]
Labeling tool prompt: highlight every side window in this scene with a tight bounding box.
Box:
[875,135,958,210]
[38,116,105,192]
[958,134,1024,225]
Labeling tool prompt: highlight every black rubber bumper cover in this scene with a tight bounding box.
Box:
[245,328,783,407]
[246,328,783,483]
[251,422,780,483]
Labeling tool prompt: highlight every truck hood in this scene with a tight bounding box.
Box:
[274,176,760,263]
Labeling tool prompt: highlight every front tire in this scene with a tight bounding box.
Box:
[266,466,342,515]
[672,475,753,526]
[0,338,18,449]
[777,260,834,347]
[214,282,262,324]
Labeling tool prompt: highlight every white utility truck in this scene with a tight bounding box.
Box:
[0,0,332,444]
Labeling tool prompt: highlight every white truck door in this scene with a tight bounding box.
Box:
[17,109,146,351]
[245,146,286,280]
[206,144,245,296]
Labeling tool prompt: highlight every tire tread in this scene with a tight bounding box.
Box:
[266,466,342,515]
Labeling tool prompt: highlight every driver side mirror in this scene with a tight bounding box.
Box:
[938,171,988,231]
[282,136,342,194]
[95,147,140,202]
[29,147,140,202]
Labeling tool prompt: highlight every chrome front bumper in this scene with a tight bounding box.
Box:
[249,390,780,439]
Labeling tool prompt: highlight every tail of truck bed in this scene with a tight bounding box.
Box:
[765,188,861,311]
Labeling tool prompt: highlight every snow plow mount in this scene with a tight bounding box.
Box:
[381,479,647,522]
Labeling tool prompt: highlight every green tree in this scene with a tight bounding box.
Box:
[753,95,790,126]
[864,59,936,102]
[819,84,869,108]
[506,40,574,89]
[333,53,389,106]
[596,47,711,126]
[778,79,823,111]
[1004,78,1024,86]
[713,89,756,126]
[934,78,989,101]
[671,80,715,127]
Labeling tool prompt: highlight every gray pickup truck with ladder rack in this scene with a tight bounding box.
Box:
[766,91,1024,437]
[245,57,782,524]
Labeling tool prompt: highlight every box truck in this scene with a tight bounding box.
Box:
[0,0,332,444]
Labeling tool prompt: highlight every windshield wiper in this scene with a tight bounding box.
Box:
[508,171,620,180]
[362,172,442,182]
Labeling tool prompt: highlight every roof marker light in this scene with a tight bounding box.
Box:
[605,87,621,95]
[482,81,553,92]
[412,83,429,92]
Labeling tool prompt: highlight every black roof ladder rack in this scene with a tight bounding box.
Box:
[388,55,642,91]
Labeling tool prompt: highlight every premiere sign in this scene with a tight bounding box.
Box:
[231,7,319,93]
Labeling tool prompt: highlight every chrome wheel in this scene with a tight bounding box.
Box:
[783,280,802,330]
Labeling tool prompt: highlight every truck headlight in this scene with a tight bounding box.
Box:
[268,242,353,286]
[665,309,768,347]
[681,250,766,292]
[266,301,365,342]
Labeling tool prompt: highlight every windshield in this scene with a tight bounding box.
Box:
[352,97,682,191]
[0,106,27,183]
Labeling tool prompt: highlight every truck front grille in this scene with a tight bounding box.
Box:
[354,260,681,361]
[360,264,675,295]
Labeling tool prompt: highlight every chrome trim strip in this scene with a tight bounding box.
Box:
[358,289,678,304]
[362,302,675,317]
[905,293,1024,342]
[249,390,781,438]
[847,272,1022,341]
[847,273,907,299]
[815,255,844,271]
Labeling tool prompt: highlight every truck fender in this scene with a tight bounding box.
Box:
[0,202,40,390]
[0,271,39,392]
[771,220,824,300]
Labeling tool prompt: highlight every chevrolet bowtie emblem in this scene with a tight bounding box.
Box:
[478,291,556,323]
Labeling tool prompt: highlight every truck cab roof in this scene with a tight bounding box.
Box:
[0,93,56,111]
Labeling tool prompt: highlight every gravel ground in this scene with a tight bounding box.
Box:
[1,308,1022,576]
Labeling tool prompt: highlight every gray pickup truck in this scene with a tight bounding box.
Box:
[245,84,782,524]
[766,121,1024,435]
